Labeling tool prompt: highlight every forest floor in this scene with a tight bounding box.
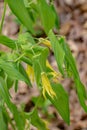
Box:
[0,0,87,130]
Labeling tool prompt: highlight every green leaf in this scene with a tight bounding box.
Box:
[59,37,79,78]
[30,110,47,130]
[0,35,16,49]
[6,0,34,34]
[2,107,15,130]
[48,30,65,75]
[37,0,56,34]
[39,48,49,72]
[18,32,35,45]
[0,77,25,130]
[47,83,70,124]
[7,76,14,89]
[75,79,87,112]
[59,37,87,112]
[0,77,11,106]
[14,80,18,92]
[33,58,41,85]
[33,48,49,85]
[0,59,29,84]
[50,4,60,29]
[0,107,7,130]
[19,63,31,86]
[21,56,32,66]
[11,104,25,130]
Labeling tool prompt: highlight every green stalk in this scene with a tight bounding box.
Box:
[0,1,7,34]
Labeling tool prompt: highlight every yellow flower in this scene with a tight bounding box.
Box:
[49,71,63,83]
[42,119,50,130]
[26,65,34,84]
[46,60,63,83]
[41,72,56,99]
[46,60,54,71]
[39,38,51,49]
[25,119,30,130]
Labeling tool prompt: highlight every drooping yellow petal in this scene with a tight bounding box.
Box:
[46,60,54,71]
[25,119,30,130]
[41,72,56,99]
[39,38,51,49]
[49,71,63,83]
[26,65,34,84]
[46,60,63,83]
[42,119,50,130]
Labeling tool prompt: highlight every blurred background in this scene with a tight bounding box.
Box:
[0,0,87,129]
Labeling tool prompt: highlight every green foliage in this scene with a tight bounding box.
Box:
[0,107,7,130]
[0,35,16,49]
[37,0,56,34]
[59,37,87,112]
[6,0,34,34]
[47,83,70,124]
[0,0,87,129]
[27,110,47,130]
[0,59,29,85]
[48,30,65,75]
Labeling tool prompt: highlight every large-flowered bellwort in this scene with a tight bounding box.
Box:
[41,72,56,99]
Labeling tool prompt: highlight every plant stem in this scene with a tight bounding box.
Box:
[14,53,25,62]
[0,1,7,34]
[33,94,42,111]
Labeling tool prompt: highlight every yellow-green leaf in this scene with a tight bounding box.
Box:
[6,0,34,34]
